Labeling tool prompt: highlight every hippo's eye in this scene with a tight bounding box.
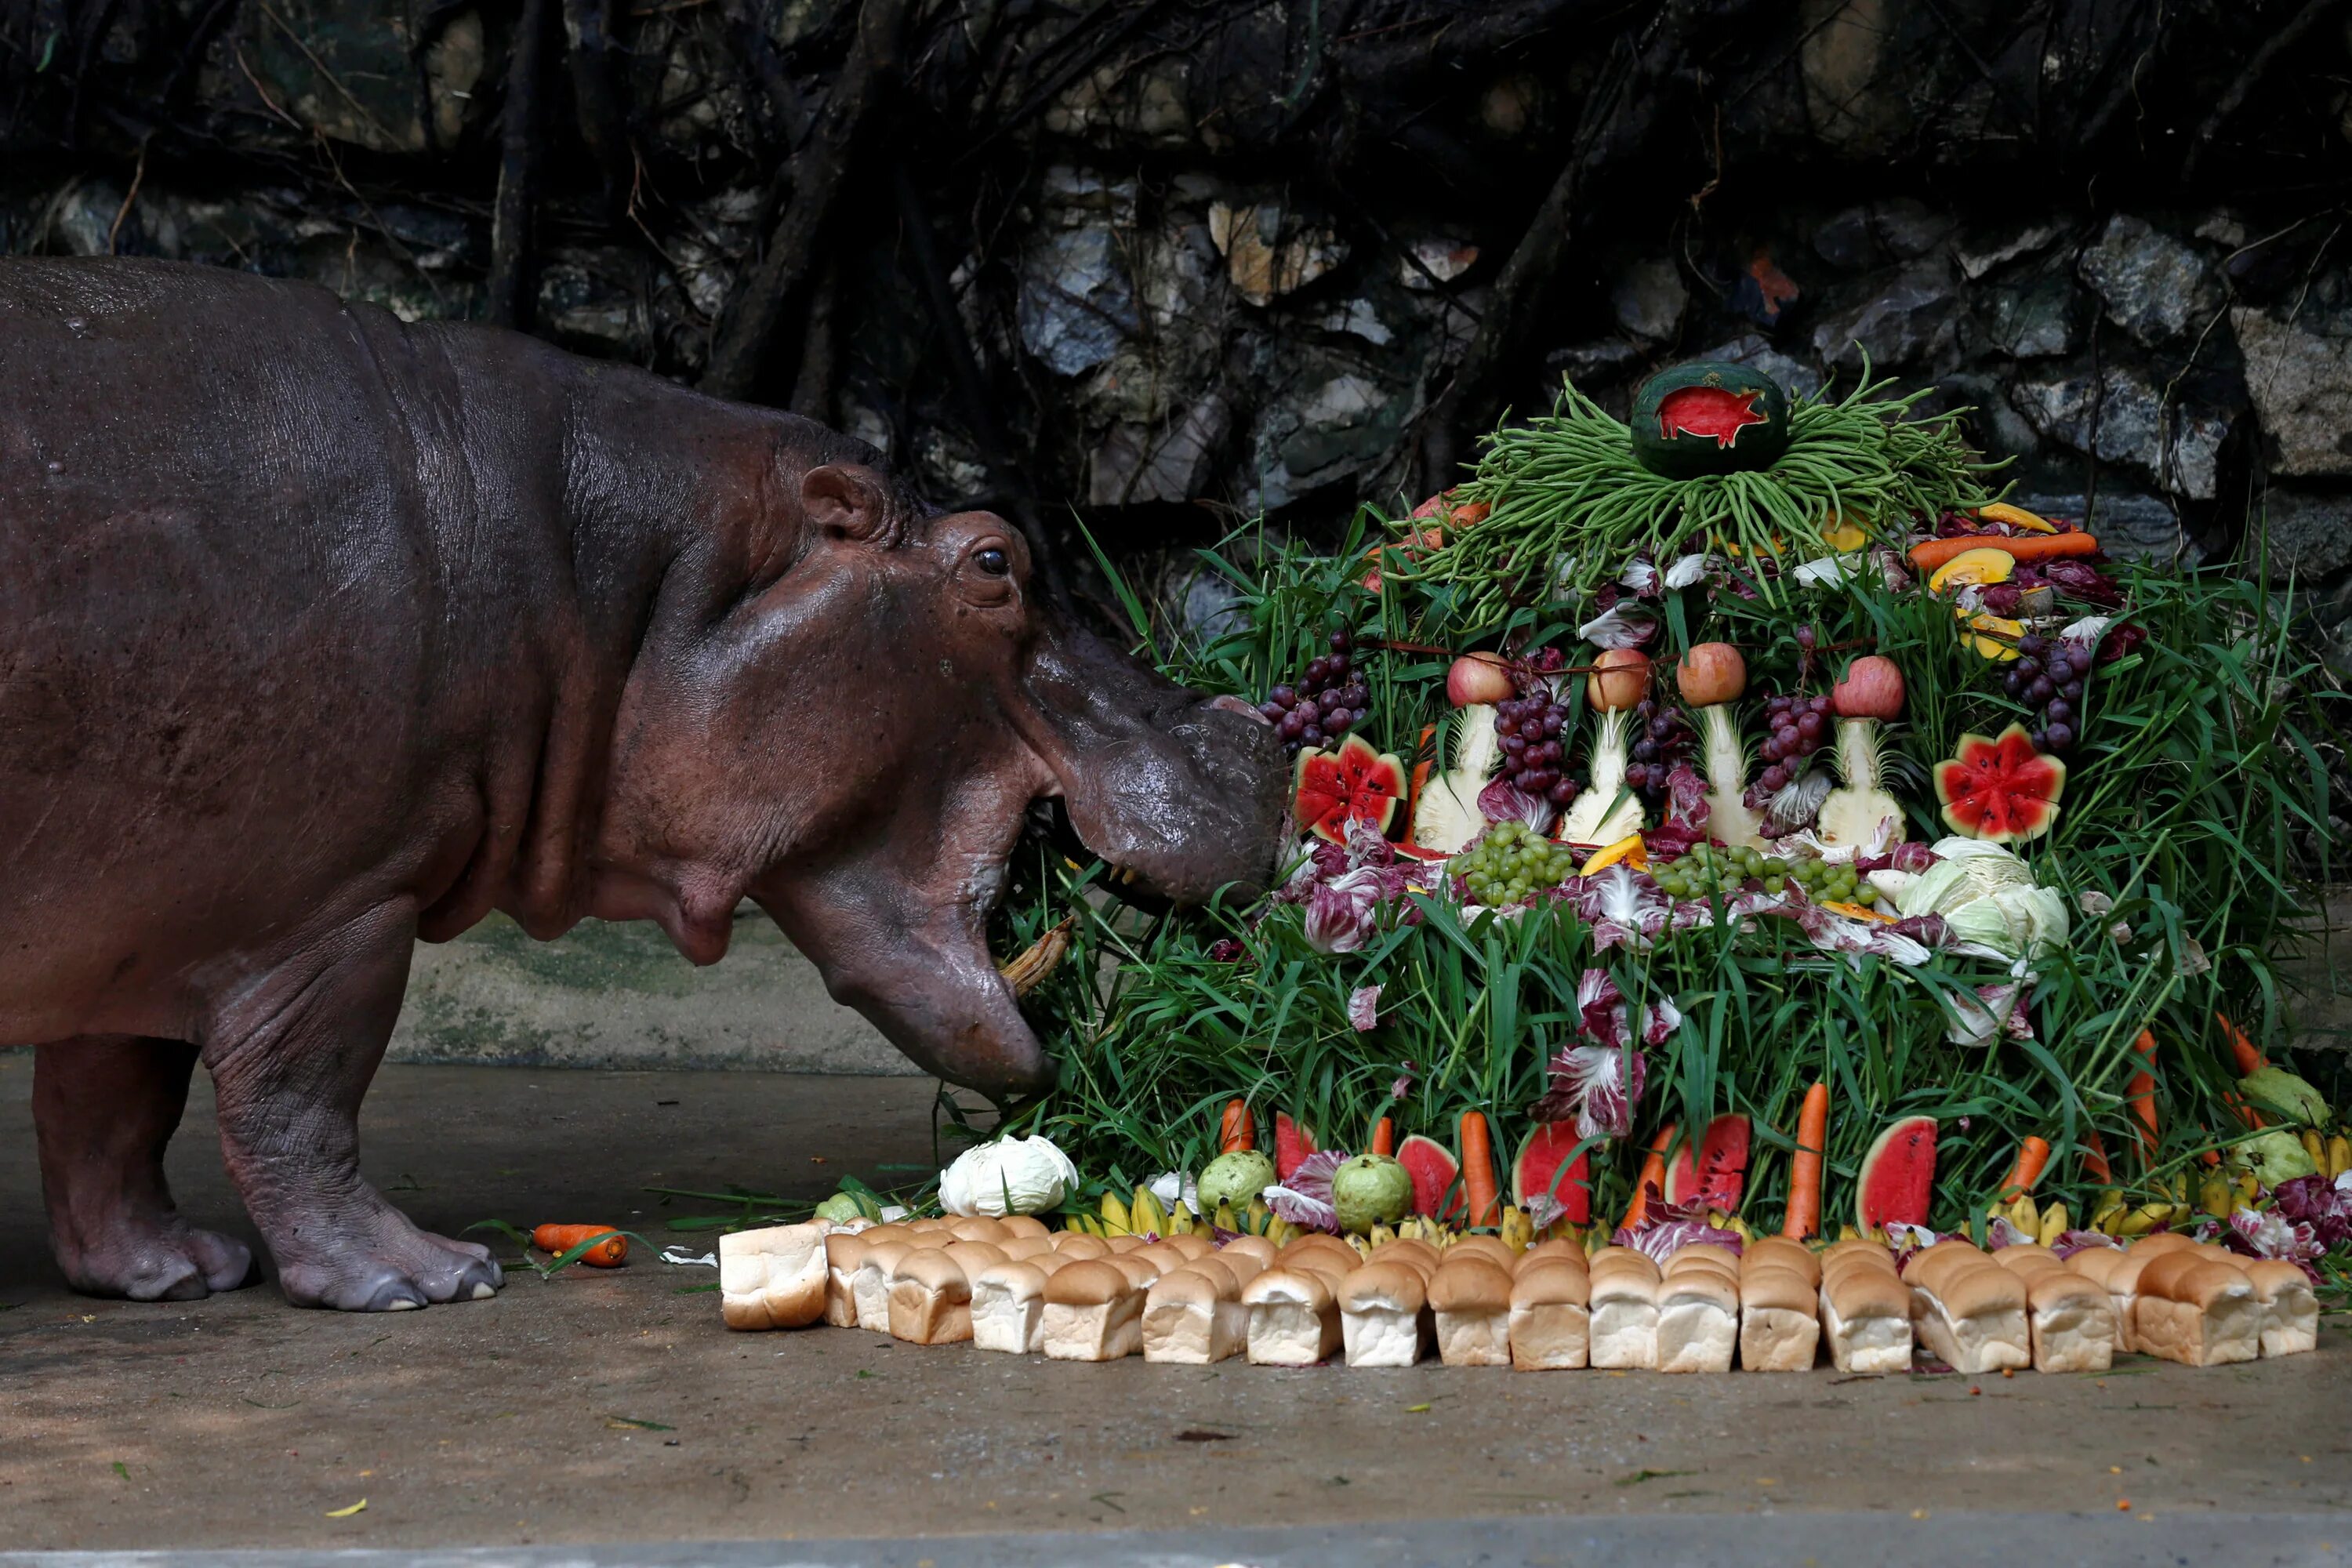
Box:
[975,546,1010,577]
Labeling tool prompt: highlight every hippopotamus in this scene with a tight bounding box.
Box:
[0,256,1284,1312]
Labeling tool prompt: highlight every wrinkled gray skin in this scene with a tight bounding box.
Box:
[0,258,1285,1312]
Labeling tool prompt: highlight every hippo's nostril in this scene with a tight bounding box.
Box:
[1207,693,1271,727]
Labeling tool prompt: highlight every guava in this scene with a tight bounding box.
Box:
[815,1191,869,1224]
[2238,1067,2330,1128]
[1331,1152,1413,1233]
[1197,1149,1277,1214]
[2227,1130,2320,1187]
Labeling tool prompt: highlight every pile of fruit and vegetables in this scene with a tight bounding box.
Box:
[745,360,2347,1372]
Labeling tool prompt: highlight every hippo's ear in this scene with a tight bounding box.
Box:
[802,464,895,545]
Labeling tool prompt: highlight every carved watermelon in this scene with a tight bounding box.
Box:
[1629,361,1793,479]
[1273,1112,1319,1181]
[1397,1133,1465,1220]
[1856,1115,1937,1232]
[1664,1113,1751,1211]
[1512,1121,1591,1225]
[1294,734,1407,844]
[1933,724,2066,844]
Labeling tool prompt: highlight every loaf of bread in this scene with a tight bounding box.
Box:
[1817,1250,1911,1374]
[849,1238,912,1332]
[1040,1258,1144,1361]
[2022,1269,2114,1373]
[1425,1257,1513,1367]
[1744,1235,1822,1286]
[2132,1252,2259,1367]
[822,1231,874,1327]
[1737,1262,1820,1373]
[970,1260,1051,1353]
[1655,1256,1739,1374]
[1242,1265,1342,1365]
[1907,1247,2031,1374]
[1338,1260,1430,1367]
[1142,1261,1248,1364]
[718,1222,831,1332]
[887,1247,975,1345]
[1588,1247,1662,1370]
[1507,1257,1590,1370]
[2243,1258,2318,1358]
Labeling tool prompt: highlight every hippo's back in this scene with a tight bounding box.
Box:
[0,259,572,1041]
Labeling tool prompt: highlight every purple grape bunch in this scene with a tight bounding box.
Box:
[1493,652,1581,809]
[1624,698,1694,798]
[1744,691,1833,809]
[2005,633,2089,753]
[1259,627,1370,756]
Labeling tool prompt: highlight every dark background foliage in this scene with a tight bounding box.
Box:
[5,0,2350,667]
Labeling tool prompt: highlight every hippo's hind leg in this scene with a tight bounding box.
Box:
[203,901,502,1312]
[35,1036,257,1301]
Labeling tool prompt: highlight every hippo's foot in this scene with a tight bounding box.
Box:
[273,1192,503,1312]
[56,1213,256,1302]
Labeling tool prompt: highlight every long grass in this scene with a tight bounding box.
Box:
[997,463,2333,1238]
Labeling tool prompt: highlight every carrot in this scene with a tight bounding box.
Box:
[1621,1123,1676,1232]
[1782,1083,1830,1240]
[1220,1098,1254,1153]
[1404,724,1437,827]
[1908,532,2099,574]
[2125,1030,2160,1154]
[1370,1116,1395,1158]
[2081,1127,2112,1185]
[1459,1111,1499,1229]
[2216,1011,2267,1076]
[532,1224,627,1267]
[1999,1135,2051,1200]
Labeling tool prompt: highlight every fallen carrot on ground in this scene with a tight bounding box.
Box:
[533,1224,628,1266]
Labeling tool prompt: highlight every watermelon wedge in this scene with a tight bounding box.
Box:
[1274,1113,1319,1181]
[1663,1113,1751,1211]
[1512,1122,1592,1224]
[1933,724,2065,844]
[1294,735,1407,844]
[1397,1133,1465,1220]
[1856,1115,1937,1232]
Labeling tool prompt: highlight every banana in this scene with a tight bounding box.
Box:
[1064,1212,1102,1237]
[1499,1206,1534,1254]
[2301,1129,2329,1172]
[1245,1196,1272,1236]
[2237,1173,2260,1205]
[2089,1188,2125,1234]
[2118,1201,2173,1236]
[996,912,1076,997]
[1837,1224,1861,1243]
[1368,1223,1398,1250]
[2036,1201,2068,1247]
[2006,1195,2039,1237]
[1726,1215,1755,1244]
[2331,1134,2352,1180]
[1214,1200,1239,1234]
[1265,1216,1298,1248]
[1127,1187,1168,1240]
[1346,1234,1371,1261]
[1168,1201,1197,1236]
[1099,1191,1132,1236]
[2199,1174,2237,1219]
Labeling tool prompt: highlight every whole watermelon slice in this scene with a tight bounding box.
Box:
[1933,724,2065,844]
[1397,1133,1465,1220]
[1663,1113,1751,1211]
[1856,1115,1937,1232]
[1512,1122,1591,1224]
[1294,735,1407,844]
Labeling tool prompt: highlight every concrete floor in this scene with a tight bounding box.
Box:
[3,1061,2350,1557]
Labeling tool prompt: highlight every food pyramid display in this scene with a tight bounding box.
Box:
[737,361,2347,1368]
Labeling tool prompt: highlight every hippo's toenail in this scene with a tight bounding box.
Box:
[471,1282,497,1300]
[384,1298,421,1311]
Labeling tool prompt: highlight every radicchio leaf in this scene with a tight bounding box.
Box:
[1477,779,1557,837]
[1265,1149,1348,1232]
[1348,984,1381,1032]
[2049,1229,2120,1260]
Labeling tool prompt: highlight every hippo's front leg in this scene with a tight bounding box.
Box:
[202,902,502,1311]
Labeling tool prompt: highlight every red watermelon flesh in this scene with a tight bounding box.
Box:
[1657,385,1768,448]
[1293,735,1407,844]
[1856,1115,1938,1232]
[1512,1122,1592,1224]
[1933,724,2065,844]
[1397,1134,1465,1219]
[1274,1113,1319,1181]
[1663,1113,1751,1211]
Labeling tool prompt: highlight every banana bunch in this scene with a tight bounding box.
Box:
[2300,1130,2352,1180]
[1498,1207,1534,1254]
[996,912,1076,998]
[1704,1210,1755,1244]
[2035,1201,2069,1246]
